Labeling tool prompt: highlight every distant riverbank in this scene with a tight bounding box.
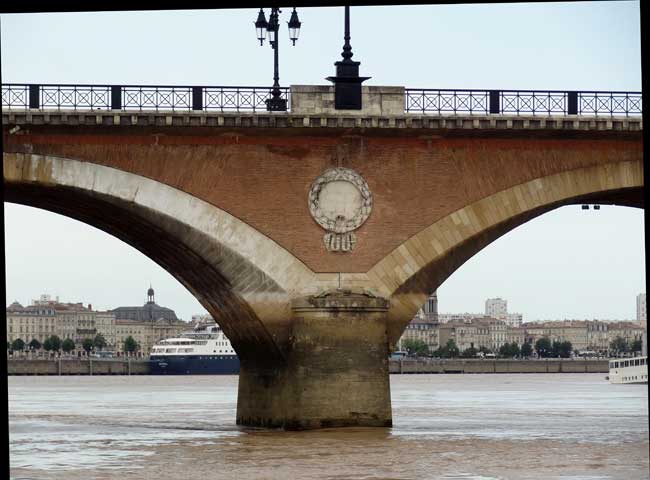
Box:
[390,357,609,374]
[7,357,609,375]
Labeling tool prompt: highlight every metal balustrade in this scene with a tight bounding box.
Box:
[404,89,642,117]
[2,83,642,117]
[2,84,291,113]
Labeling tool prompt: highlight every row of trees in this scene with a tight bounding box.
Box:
[7,334,140,353]
[532,338,573,358]
[609,336,643,355]
[402,338,562,358]
[402,338,531,358]
[401,335,644,359]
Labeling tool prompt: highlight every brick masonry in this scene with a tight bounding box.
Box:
[3,111,643,277]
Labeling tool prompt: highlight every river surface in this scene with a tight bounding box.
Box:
[8,373,649,480]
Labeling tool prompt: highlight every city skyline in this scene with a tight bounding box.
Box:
[6,280,646,324]
[2,2,645,321]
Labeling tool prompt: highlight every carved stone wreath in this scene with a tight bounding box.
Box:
[308,168,373,252]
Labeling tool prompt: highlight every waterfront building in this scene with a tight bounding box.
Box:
[637,293,647,329]
[438,313,485,324]
[504,313,523,327]
[399,307,517,353]
[438,321,477,352]
[6,288,188,354]
[396,316,648,356]
[398,317,439,352]
[585,320,610,352]
[524,320,594,352]
[485,297,523,327]
[606,321,645,347]
[436,317,510,352]
[506,326,527,346]
[6,301,57,346]
[56,303,86,342]
[523,320,644,354]
[6,297,116,349]
[485,298,507,318]
[480,317,509,351]
[111,286,179,322]
[111,286,188,354]
[95,311,117,348]
[422,291,438,322]
[401,291,439,351]
[113,318,186,355]
[410,291,439,326]
[437,297,522,327]
[32,294,60,305]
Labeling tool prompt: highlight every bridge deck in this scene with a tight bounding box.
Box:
[3,110,642,133]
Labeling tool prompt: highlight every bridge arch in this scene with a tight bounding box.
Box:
[3,152,316,364]
[365,159,644,344]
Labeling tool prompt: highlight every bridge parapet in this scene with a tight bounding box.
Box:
[2,83,642,117]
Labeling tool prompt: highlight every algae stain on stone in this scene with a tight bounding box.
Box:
[2,153,26,182]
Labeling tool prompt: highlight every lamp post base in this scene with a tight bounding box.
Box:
[266,97,287,112]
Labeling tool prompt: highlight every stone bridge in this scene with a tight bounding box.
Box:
[3,85,643,430]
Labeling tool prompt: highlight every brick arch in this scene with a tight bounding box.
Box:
[3,152,315,364]
[364,159,644,345]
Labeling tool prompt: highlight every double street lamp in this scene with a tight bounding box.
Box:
[254,7,302,111]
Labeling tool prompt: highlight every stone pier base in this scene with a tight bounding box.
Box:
[236,290,392,430]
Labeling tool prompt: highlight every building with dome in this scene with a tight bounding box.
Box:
[111,286,188,354]
[6,288,188,355]
[111,286,179,322]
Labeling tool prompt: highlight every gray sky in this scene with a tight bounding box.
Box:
[2,2,645,321]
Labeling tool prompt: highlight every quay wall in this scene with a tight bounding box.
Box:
[389,358,609,374]
[7,358,608,375]
[7,358,150,375]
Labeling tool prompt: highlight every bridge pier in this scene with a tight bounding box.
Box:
[236,290,392,430]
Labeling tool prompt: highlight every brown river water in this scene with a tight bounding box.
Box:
[8,373,649,480]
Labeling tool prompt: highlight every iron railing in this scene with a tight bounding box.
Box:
[404,89,642,117]
[1,83,642,117]
[1,84,290,113]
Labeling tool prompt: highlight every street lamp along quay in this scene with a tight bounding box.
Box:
[254,7,301,111]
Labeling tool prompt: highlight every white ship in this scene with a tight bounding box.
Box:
[608,356,647,384]
[149,322,239,375]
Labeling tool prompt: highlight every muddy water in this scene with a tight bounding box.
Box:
[8,373,649,479]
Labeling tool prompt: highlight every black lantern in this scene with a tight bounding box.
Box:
[254,7,302,112]
[267,9,279,45]
[254,9,268,45]
[288,8,301,46]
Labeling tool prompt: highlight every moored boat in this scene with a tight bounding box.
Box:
[149,322,239,375]
[608,356,647,384]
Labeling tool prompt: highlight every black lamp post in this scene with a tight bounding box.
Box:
[327,6,370,110]
[254,7,301,112]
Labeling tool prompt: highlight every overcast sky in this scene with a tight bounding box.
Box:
[1,2,645,322]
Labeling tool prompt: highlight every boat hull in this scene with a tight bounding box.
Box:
[149,355,240,375]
